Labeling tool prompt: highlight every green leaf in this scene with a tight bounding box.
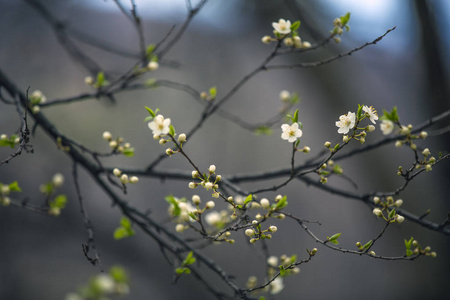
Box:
[293,109,299,123]
[329,233,341,241]
[333,143,340,152]
[254,126,272,136]
[114,227,129,240]
[96,72,105,87]
[363,240,373,250]
[275,196,288,210]
[291,20,301,31]
[145,106,156,118]
[356,104,363,120]
[169,125,175,136]
[146,44,155,58]
[279,265,286,276]
[406,249,413,257]
[340,12,351,25]
[404,237,413,249]
[244,194,253,205]
[122,148,135,157]
[52,194,67,209]
[209,86,217,98]
[120,217,132,229]
[165,195,181,217]
[109,266,128,283]
[388,208,396,220]
[320,171,330,176]
[330,239,339,245]
[8,181,22,192]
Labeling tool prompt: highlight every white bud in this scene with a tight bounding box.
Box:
[267,256,278,267]
[260,198,270,209]
[129,176,139,184]
[175,224,185,233]
[245,228,254,236]
[212,192,220,198]
[302,41,311,48]
[188,182,196,189]
[343,135,349,143]
[120,174,129,184]
[0,134,7,140]
[279,90,291,102]
[394,199,403,207]
[109,140,118,148]
[113,168,122,177]
[373,197,380,205]
[395,141,402,148]
[372,208,382,217]
[367,125,375,132]
[208,165,216,173]
[268,225,277,233]
[204,182,214,190]
[192,195,201,205]
[52,173,64,187]
[205,201,215,209]
[84,76,94,85]
[396,215,405,223]
[102,131,112,141]
[303,146,310,153]
[147,61,159,71]
[324,141,331,148]
[422,148,431,156]
[420,131,428,139]
[261,35,272,44]
[178,133,186,143]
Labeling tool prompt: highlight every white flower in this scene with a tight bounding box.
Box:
[272,19,291,35]
[281,123,302,143]
[270,277,284,295]
[279,90,291,102]
[148,114,171,136]
[380,120,394,135]
[205,211,221,226]
[52,173,64,187]
[363,105,378,124]
[267,256,279,267]
[335,111,356,134]
[245,228,255,236]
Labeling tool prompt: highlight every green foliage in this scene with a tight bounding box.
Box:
[290,20,301,31]
[0,134,19,148]
[175,251,196,276]
[114,217,135,240]
[209,86,217,99]
[244,194,253,205]
[327,233,341,245]
[404,237,414,257]
[8,181,22,192]
[380,107,399,123]
[49,194,67,209]
[273,195,288,210]
[165,195,181,216]
[254,126,272,136]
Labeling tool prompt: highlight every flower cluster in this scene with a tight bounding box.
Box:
[0,181,21,206]
[335,105,378,144]
[404,237,437,258]
[113,168,139,185]
[189,165,222,198]
[316,160,344,184]
[65,266,129,300]
[261,18,311,49]
[39,173,67,216]
[28,90,47,114]
[331,12,351,43]
[0,133,20,148]
[103,131,135,156]
[372,196,405,224]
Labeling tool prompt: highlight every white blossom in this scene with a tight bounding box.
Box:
[270,277,284,295]
[272,19,291,35]
[148,114,171,136]
[281,123,302,143]
[205,211,221,226]
[335,111,356,134]
[267,256,279,267]
[363,105,378,124]
[380,120,394,135]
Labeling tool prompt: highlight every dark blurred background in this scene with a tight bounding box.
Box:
[0,0,449,299]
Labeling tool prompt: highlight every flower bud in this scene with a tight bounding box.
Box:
[373,197,380,205]
[113,168,122,177]
[102,131,112,141]
[178,133,186,143]
[275,195,282,202]
[166,148,173,156]
[192,195,201,205]
[395,141,402,148]
[84,76,94,85]
[109,140,118,148]
[245,228,254,236]
[367,125,375,132]
[419,131,428,139]
[343,135,349,143]
[422,148,431,156]
[324,141,331,148]
[268,225,277,233]
[52,173,64,187]
[205,201,215,209]
[120,174,129,184]
[129,176,139,184]
[394,199,403,207]
[396,215,405,223]
[188,182,197,189]
[302,146,311,153]
[260,198,270,209]
[372,208,383,217]
[279,90,291,102]
[369,251,376,256]
[208,165,216,173]
[175,224,185,233]
[277,213,285,220]
[147,61,159,71]
[261,35,272,44]
[204,182,213,190]
[215,175,222,181]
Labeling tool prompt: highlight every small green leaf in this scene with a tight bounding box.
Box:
[109,266,128,283]
[146,44,156,58]
[330,239,339,245]
[363,240,373,250]
[53,194,67,209]
[329,233,341,241]
[244,194,253,205]
[293,109,299,123]
[169,125,175,136]
[114,227,128,240]
[291,21,301,31]
[340,12,351,25]
[279,265,286,276]
[254,126,272,136]
[357,104,363,120]
[209,86,217,98]
[120,217,132,229]
[388,208,396,220]
[275,196,288,210]
[406,249,413,257]
[165,195,181,216]
[333,143,340,152]
[404,237,413,249]
[8,181,22,192]
[145,106,156,118]
[122,148,135,157]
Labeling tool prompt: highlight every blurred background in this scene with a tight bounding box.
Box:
[0,0,449,299]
